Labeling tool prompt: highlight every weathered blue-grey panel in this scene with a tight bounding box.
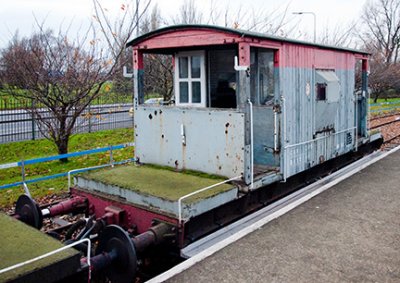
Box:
[281,67,356,178]
[135,107,245,178]
[253,106,279,166]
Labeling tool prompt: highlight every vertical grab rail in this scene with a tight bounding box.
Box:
[281,96,287,182]
[355,94,358,151]
[247,99,254,189]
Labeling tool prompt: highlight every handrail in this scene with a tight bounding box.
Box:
[0,238,92,281]
[67,158,136,189]
[247,99,254,189]
[284,127,357,149]
[22,182,31,197]
[177,176,241,225]
[282,127,357,180]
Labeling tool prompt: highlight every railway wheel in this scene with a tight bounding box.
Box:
[95,225,137,283]
[15,194,43,229]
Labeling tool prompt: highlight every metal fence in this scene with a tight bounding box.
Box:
[0,95,134,144]
[0,143,135,191]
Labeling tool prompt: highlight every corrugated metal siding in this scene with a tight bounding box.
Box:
[280,44,357,178]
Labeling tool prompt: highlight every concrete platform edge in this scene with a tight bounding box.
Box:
[146,146,400,283]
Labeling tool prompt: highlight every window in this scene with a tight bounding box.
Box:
[175,51,206,106]
[209,49,237,108]
[250,48,275,105]
[315,69,340,102]
[316,83,327,101]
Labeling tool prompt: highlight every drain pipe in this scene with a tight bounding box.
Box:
[247,99,254,190]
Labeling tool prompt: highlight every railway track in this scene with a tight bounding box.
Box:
[147,145,400,283]
[367,112,400,149]
[369,111,400,122]
[370,116,400,130]
[384,132,400,145]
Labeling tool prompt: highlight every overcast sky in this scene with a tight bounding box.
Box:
[0,0,367,48]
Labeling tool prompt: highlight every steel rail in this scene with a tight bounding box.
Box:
[370,117,400,130]
[369,112,400,122]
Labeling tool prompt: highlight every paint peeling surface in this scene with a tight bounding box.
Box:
[75,165,238,219]
[135,107,245,178]
[281,67,356,178]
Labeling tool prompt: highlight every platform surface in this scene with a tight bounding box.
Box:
[168,149,400,283]
[0,213,79,283]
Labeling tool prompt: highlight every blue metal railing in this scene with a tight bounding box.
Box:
[0,143,135,190]
[370,106,400,113]
[369,100,400,107]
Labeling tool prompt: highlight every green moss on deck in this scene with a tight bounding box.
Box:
[79,164,234,202]
[0,213,78,282]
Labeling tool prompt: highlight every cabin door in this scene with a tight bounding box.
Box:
[355,59,368,138]
[250,48,279,170]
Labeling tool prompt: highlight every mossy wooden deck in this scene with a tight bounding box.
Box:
[0,213,80,283]
[78,165,234,201]
[75,165,238,219]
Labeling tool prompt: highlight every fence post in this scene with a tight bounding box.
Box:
[109,145,114,167]
[21,159,26,183]
[88,104,92,133]
[31,99,36,140]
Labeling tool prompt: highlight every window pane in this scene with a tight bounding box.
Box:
[250,49,257,103]
[179,57,188,78]
[316,83,327,101]
[191,56,201,78]
[259,51,274,105]
[192,82,201,103]
[180,82,189,103]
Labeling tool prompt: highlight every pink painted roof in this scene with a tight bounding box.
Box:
[126,24,369,56]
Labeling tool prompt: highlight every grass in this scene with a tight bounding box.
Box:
[0,128,134,207]
[368,97,400,115]
[79,164,232,202]
[369,97,400,104]
[0,213,78,282]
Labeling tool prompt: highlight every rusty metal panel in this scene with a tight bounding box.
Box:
[135,107,245,178]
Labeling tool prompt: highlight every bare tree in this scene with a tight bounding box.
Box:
[0,28,107,160]
[140,5,173,101]
[360,0,400,100]
[0,0,151,160]
[140,4,163,34]
[361,0,400,64]
[92,0,151,95]
[170,0,293,37]
[172,0,203,24]
[319,22,358,47]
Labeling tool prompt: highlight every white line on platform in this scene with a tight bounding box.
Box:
[146,145,400,283]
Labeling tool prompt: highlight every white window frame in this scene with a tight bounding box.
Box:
[174,51,206,107]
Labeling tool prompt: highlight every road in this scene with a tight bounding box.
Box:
[0,104,134,144]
